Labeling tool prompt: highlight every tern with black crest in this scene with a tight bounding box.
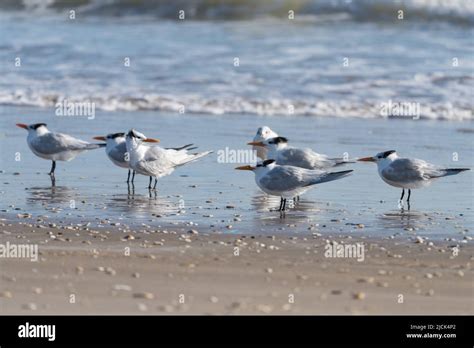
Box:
[248,136,354,170]
[358,150,470,208]
[236,159,353,212]
[94,132,198,185]
[126,129,212,190]
[93,133,136,183]
[16,123,105,184]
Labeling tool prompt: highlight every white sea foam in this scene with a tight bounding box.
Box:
[1,90,471,120]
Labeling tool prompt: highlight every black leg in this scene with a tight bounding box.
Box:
[153,178,158,190]
[278,198,284,211]
[407,189,411,210]
[49,161,56,186]
[49,160,56,176]
[282,198,287,211]
[126,169,131,183]
[131,170,136,183]
[399,189,405,201]
[148,176,152,189]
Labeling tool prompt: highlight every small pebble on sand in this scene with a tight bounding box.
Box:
[0,291,12,298]
[22,303,37,311]
[133,292,154,300]
[353,292,366,300]
[210,296,219,303]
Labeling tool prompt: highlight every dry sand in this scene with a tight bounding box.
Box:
[0,219,472,315]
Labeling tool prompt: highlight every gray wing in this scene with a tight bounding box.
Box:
[32,132,93,155]
[382,158,443,183]
[277,148,316,168]
[108,142,127,163]
[278,147,339,169]
[259,166,322,191]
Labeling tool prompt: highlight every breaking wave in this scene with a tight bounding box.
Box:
[1,90,471,121]
[1,0,473,25]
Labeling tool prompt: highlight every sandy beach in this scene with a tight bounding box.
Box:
[1,218,472,315]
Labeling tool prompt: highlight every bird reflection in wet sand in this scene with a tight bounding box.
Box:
[380,210,425,231]
[126,182,157,199]
[107,189,177,217]
[26,186,79,206]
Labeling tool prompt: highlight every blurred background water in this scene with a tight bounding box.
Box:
[0,0,473,119]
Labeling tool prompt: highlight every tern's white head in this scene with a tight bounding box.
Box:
[93,133,127,153]
[94,132,126,145]
[255,126,278,141]
[252,126,279,160]
[248,136,289,151]
[126,129,160,149]
[235,159,276,175]
[16,123,49,136]
[358,150,398,168]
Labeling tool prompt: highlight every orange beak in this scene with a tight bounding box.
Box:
[93,136,106,141]
[358,156,375,162]
[247,141,266,147]
[16,123,28,130]
[235,165,255,171]
[143,138,160,143]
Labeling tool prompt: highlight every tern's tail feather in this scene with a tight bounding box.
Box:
[85,143,106,150]
[438,168,470,177]
[329,158,356,166]
[176,151,213,167]
[166,144,198,151]
[306,169,353,186]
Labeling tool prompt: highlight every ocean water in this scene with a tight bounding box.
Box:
[0,1,473,239]
[0,0,473,120]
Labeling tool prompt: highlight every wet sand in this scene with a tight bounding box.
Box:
[0,220,472,315]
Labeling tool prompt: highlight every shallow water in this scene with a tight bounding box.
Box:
[1,106,472,240]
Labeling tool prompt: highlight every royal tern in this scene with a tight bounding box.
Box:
[252,126,278,160]
[236,159,353,211]
[126,129,212,190]
[358,150,470,207]
[93,133,136,183]
[94,133,198,184]
[248,136,354,170]
[16,123,105,184]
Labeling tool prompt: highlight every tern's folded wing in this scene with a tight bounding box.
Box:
[381,158,443,183]
[33,132,95,154]
[108,142,127,163]
[277,148,315,168]
[279,148,340,169]
[259,166,319,192]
